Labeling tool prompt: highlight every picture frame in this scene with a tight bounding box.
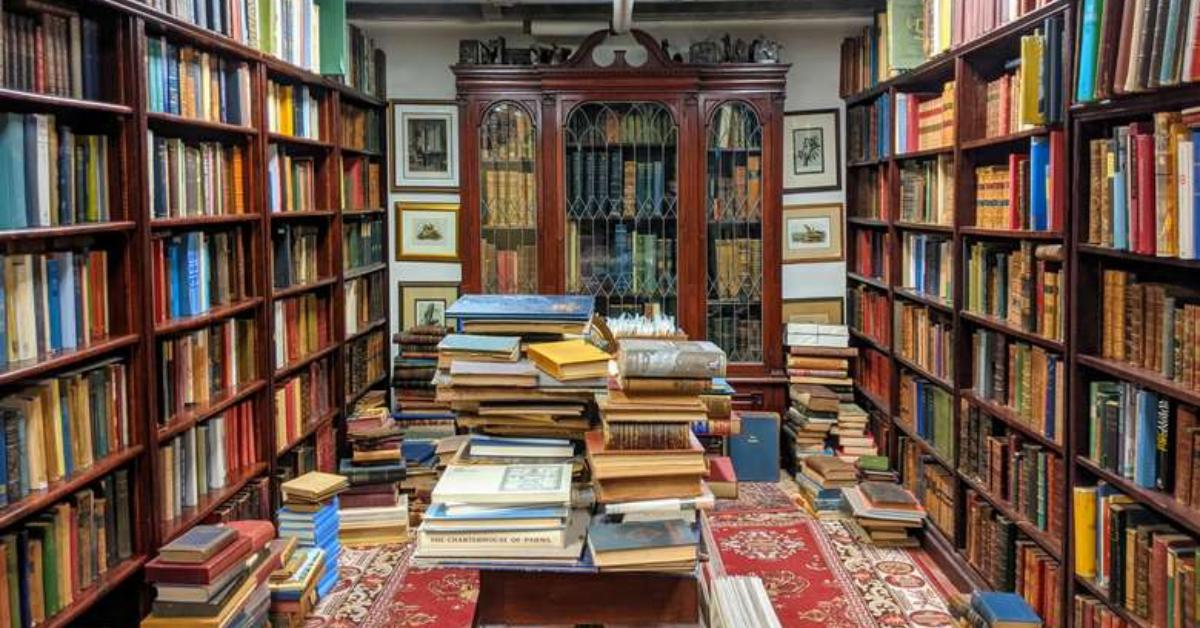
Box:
[396,201,459,261]
[782,298,844,325]
[390,100,460,191]
[399,283,460,331]
[782,203,843,262]
[783,108,841,193]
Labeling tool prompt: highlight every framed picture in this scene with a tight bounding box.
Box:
[399,283,460,331]
[783,109,841,192]
[782,298,844,324]
[782,203,843,262]
[391,100,459,191]
[396,201,459,261]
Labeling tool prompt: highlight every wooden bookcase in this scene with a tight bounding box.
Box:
[454,29,790,411]
[843,0,1075,616]
[0,0,386,622]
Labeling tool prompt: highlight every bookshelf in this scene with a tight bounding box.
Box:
[0,0,386,621]
[842,0,1074,620]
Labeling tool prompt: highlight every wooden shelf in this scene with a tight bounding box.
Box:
[339,145,382,158]
[847,157,887,168]
[343,261,388,280]
[1077,354,1200,407]
[846,271,889,291]
[159,462,269,545]
[269,210,337,221]
[275,407,338,456]
[150,213,262,229]
[895,221,953,233]
[268,132,334,150]
[341,208,387,217]
[893,288,953,314]
[272,276,337,299]
[959,310,1065,352]
[346,318,388,343]
[1076,456,1200,537]
[0,334,139,387]
[0,221,137,242]
[959,226,1064,241]
[153,297,263,336]
[1077,243,1200,270]
[958,472,1063,560]
[274,344,339,380]
[147,111,257,137]
[893,418,954,470]
[346,373,388,407]
[0,87,132,115]
[894,354,954,391]
[329,81,387,108]
[157,380,268,443]
[959,389,1063,454]
[848,327,890,355]
[959,127,1050,150]
[1073,577,1151,628]
[0,446,143,532]
[855,386,891,415]
[846,216,889,228]
[893,145,953,160]
[43,554,150,628]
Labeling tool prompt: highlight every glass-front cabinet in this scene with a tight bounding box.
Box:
[479,102,538,294]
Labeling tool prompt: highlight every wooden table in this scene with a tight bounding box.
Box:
[473,570,700,626]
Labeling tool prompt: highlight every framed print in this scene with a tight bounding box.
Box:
[783,109,841,192]
[391,100,460,191]
[782,203,843,262]
[400,283,460,331]
[782,298,844,324]
[396,201,459,261]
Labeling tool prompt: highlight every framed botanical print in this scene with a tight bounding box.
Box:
[399,283,460,330]
[396,201,459,261]
[391,100,460,191]
[782,298,844,324]
[782,203,843,262]
[783,109,841,192]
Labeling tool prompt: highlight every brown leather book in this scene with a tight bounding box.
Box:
[594,474,703,503]
[1096,0,1127,99]
[1113,0,1140,94]
[145,536,253,585]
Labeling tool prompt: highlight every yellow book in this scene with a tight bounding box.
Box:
[282,85,294,136]
[1072,486,1097,579]
[281,471,349,503]
[938,0,951,54]
[1019,34,1045,126]
[525,340,611,381]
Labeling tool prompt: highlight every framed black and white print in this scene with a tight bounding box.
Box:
[783,109,841,193]
[390,100,460,191]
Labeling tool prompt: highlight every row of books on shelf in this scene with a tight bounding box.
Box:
[272,293,328,370]
[0,249,110,366]
[1087,112,1200,259]
[344,272,384,334]
[157,317,257,423]
[849,285,890,346]
[896,302,954,382]
[345,329,386,396]
[850,167,887,219]
[0,6,104,101]
[567,152,673,216]
[899,372,954,459]
[900,232,952,304]
[893,83,955,154]
[898,156,954,225]
[339,104,380,152]
[482,169,536,228]
[858,348,892,406]
[146,38,252,126]
[710,238,762,301]
[0,114,111,229]
[1073,483,1199,627]
[961,405,1066,538]
[852,230,889,282]
[343,24,383,97]
[564,224,676,298]
[568,108,675,146]
[267,80,322,139]
[1100,269,1200,388]
[273,359,331,452]
[964,494,1063,624]
[272,224,321,289]
[343,218,384,270]
[1086,380,1200,504]
[266,147,316,213]
[707,156,763,222]
[0,359,129,506]
[1075,0,1200,102]
[973,132,1065,231]
[848,95,891,162]
[341,158,382,210]
[152,228,251,323]
[838,0,1056,96]
[148,132,248,220]
[965,241,1064,341]
[900,440,956,536]
[157,400,257,521]
[0,469,132,628]
[971,329,1065,443]
[481,242,536,295]
[481,106,534,162]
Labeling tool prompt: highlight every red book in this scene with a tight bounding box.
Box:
[705,456,737,483]
[145,535,253,585]
[1135,132,1157,255]
[1008,153,1028,229]
[341,490,401,509]
[1190,4,1200,81]
[223,520,275,550]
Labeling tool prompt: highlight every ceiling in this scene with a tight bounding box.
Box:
[346,0,881,23]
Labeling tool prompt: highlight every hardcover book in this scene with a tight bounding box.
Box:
[158,526,237,564]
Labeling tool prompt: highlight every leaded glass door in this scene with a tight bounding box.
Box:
[563,102,678,317]
[706,102,764,362]
[479,102,538,293]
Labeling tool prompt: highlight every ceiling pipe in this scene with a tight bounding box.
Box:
[611,0,633,33]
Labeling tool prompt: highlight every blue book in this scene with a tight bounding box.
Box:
[0,114,27,230]
[972,591,1042,626]
[166,42,180,115]
[1076,0,1102,103]
[58,252,76,351]
[1113,168,1129,250]
[1029,136,1049,231]
[1134,390,1158,488]
[587,515,697,554]
[186,232,202,316]
[445,294,595,322]
[56,126,71,225]
[402,439,437,466]
[46,257,61,352]
[437,333,519,356]
[15,412,27,499]
[729,412,779,482]
[0,259,6,369]
[169,239,183,319]
[58,384,73,475]
[425,503,569,521]
[1159,0,1184,86]
[0,416,8,508]
[1193,133,1200,259]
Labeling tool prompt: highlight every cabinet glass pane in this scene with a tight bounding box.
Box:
[480,102,537,293]
[707,102,763,362]
[564,102,678,317]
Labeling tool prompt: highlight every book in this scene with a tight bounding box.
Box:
[971,591,1044,626]
[0,8,103,101]
[266,146,316,214]
[266,80,321,140]
[437,334,520,362]
[586,515,698,570]
[153,228,250,323]
[432,464,572,505]
[729,412,780,482]
[281,472,348,503]
[159,526,237,564]
[449,360,538,388]
[147,131,247,220]
[158,403,256,520]
[525,340,610,381]
[145,38,252,125]
[616,339,726,379]
[0,114,111,229]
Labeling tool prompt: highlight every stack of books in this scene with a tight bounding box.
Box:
[856,455,899,483]
[783,384,840,467]
[694,377,738,444]
[142,521,281,627]
[277,472,348,597]
[414,455,587,567]
[834,402,878,461]
[337,406,410,546]
[844,481,927,548]
[794,455,854,515]
[785,334,857,402]
[267,537,325,628]
[393,324,447,413]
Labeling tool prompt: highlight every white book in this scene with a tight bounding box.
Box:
[432,463,572,505]
[1180,139,1195,259]
[414,509,586,560]
[35,115,52,227]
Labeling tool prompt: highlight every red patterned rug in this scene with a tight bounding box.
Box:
[712,480,800,513]
[303,543,478,628]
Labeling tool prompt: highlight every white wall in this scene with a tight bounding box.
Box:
[366,18,870,341]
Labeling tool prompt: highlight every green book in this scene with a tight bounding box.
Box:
[886,0,926,72]
[316,0,347,76]
[25,521,56,618]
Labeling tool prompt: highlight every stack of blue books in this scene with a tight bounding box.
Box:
[277,498,342,598]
